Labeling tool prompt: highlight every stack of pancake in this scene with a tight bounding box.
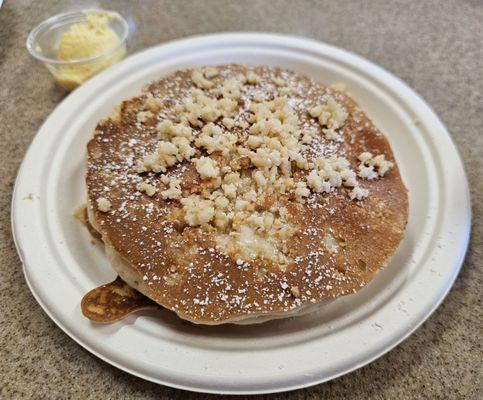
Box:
[84,65,408,325]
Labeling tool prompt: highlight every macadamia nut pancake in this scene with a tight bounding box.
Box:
[86,65,408,324]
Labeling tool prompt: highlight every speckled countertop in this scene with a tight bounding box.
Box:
[0,0,481,398]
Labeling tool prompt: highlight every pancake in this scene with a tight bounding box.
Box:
[85,65,408,325]
[81,276,157,323]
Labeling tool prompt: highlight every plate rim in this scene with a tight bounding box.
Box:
[11,32,471,394]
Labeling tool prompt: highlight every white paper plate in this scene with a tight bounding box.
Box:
[12,33,471,394]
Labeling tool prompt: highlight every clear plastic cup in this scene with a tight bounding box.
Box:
[26,9,129,90]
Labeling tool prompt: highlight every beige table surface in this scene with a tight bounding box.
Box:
[1,0,481,398]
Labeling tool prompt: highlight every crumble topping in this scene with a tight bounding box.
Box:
[357,152,394,179]
[95,67,394,265]
[161,178,182,200]
[290,285,301,298]
[136,110,153,124]
[273,76,287,87]
[194,156,220,179]
[137,181,157,196]
[349,186,369,201]
[96,197,111,212]
[191,69,215,89]
[309,97,348,141]
[180,195,215,226]
[144,93,163,112]
[246,71,261,84]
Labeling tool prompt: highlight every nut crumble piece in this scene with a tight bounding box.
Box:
[96,197,111,212]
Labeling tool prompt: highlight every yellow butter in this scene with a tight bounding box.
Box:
[50,11,126,90]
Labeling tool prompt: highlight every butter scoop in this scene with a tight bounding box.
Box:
[27,9,128,90]
[58,11,122,61]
